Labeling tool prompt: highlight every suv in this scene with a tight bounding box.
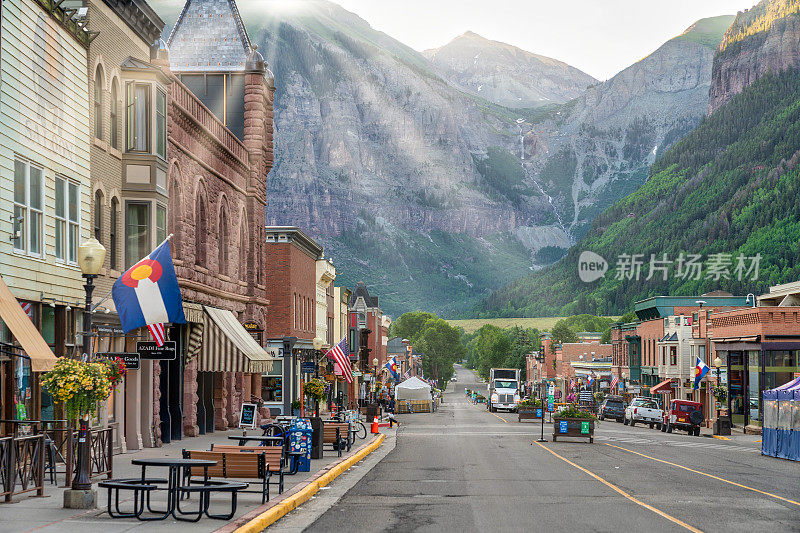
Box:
[598,396,625,422]
[661,399,703,436]
[624,397,663,429]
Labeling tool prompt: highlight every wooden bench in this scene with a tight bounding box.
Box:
[210,445,285,493]
[182,450,270,503]
[322,422,350,456]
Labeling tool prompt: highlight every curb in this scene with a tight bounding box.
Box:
[230,433,386,533]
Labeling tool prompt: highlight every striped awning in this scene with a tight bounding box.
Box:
[197,306,274,373]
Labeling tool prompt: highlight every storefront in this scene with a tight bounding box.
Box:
[263,338,314,415]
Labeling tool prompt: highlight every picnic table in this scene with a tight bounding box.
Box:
[130,457,217,520]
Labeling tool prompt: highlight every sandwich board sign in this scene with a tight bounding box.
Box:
[239,403,258,430]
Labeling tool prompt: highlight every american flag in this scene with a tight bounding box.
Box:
[147,323,166,346]
[569,378,576,390]
[326,336,353,384]
[610,376,619,391]
[403,369,411,380]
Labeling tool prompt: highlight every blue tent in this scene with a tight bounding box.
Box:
[762,376,800,461]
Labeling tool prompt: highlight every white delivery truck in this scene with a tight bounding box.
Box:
[488,368,521,412]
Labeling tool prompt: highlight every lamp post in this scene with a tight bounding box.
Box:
[373,357,379,403]
[622,371,628,399]
[74,238,106,493]
[312,337,324,417]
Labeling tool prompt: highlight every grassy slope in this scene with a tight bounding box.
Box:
[480,66,800,317]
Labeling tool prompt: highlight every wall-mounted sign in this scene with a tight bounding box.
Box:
[137,340,177,360]
[239,403,257,429]
[242,321,261,331]
[94,326,124,335]
[559,420,568,433]
[301,361,316,374]
[98,352,140,370]
[353,371,363,377]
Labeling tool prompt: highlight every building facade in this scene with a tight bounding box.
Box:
[0,0,92,424]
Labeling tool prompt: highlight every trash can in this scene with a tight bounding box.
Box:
[714,415,732,436]
[289,418,313,472]
[310,417,324,460]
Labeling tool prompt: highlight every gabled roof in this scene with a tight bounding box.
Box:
[167,0,251,72]
[121,56,171,83]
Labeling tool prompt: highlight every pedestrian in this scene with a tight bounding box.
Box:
[389,395,396,413]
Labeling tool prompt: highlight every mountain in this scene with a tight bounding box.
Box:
[479,8,800,318]
[423,31,597,108]
[518,15,734,238]
[151,1,732,317]
[709,0,800,113]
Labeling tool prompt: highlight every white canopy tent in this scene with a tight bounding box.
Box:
[395,376,432,401]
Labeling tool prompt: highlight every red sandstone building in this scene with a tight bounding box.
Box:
[153,0,276,440]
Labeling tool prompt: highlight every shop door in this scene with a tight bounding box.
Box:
[729,352,747,426]
[202,372,214,434]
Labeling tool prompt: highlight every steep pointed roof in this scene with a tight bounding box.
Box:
[167,0,251,72]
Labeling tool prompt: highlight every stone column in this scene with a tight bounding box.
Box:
[150,361,161,447]
[214,372,229,430]
[183,358,199,437]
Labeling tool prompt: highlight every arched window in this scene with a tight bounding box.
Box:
[94,65,104,139]
[239,213,247,280]
[218,206,229,275]
[110,197,119,270]
[94,190,103,242]
[110,79,119,149]
[195,195,206,266]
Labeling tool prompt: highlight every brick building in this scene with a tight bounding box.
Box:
[160,0,275,438]
[85,0,165,453]
[712,281,800,432]
[262,226,322,415]
[350,282,383,406]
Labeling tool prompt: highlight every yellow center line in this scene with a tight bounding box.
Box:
[533,442,701,533]
[467,399,509,423]
[712,435,730,441]
[603,443,800,508]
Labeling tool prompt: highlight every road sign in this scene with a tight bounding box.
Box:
[559,420,568,433]
[137,340,177,360]
[301,361,316,374]
[98,352,140,370]
[548,384,555,396]
[581,421,590,434]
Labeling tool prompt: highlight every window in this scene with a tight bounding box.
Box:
[156,204,166,245]
[13,159,43,256]
[94,190,103,242]
[110,198,119,269]
[54,176,79,262]
[239,218,247,278]
[126,83,150,152]
[110,80,119,149]
[218,208,228,275]
[670,346,677,366]
[94,65,104,139]
[195,196,206,266]
[156,89,166,159]
[126,202,150,268]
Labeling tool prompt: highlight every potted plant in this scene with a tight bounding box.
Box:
[552,406,598,442]
[518,398,544,422]
[291,399,302,416]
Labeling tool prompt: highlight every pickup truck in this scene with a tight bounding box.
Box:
[624,397,663,429]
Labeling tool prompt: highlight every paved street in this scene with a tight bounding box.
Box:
[306,365,800,532]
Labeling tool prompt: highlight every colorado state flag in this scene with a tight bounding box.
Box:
[385,356,399,382]
[693,356,710,390]
[112,240,186,336]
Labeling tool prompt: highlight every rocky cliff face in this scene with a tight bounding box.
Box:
[518,15,733,237]
[708,0,800,114]
[423,31,597,108]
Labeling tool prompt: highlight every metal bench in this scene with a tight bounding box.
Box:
[175,480,248,522]
[98,478,166,519]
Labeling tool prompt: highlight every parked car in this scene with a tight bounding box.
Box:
[451,376,458,382]
[661,399,703,436]
[624,397,663,429]
[598,395,626,422]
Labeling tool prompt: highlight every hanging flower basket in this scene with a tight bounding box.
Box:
[41,357,113,422]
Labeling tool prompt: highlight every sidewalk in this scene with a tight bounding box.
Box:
[1,427,390,533]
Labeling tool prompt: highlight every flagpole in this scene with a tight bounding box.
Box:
[91,234,175,311]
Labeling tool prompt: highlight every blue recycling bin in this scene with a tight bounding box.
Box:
[289,418,313,472]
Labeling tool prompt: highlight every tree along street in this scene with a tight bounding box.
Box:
[304,365,800,532]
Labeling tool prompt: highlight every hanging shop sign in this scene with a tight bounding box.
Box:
[98,352,140,370]
[137,340,177,360]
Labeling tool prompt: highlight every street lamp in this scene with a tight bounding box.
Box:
[74,238,105,492]
[373,357,379,404]
[312,337,324,416]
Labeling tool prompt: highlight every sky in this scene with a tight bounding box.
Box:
[327,0,759,80]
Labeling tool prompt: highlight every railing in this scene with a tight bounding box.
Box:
[61,426,114,488]
[169,76,249,165]
[0,434,45,502]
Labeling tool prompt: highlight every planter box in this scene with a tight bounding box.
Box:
[518,408,544,422]
[552,417,595,442]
